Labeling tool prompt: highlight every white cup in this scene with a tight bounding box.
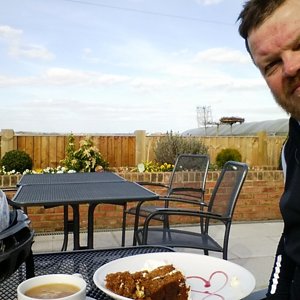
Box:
[17,274,86,300]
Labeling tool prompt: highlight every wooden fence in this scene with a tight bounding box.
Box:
[0,129,286,169]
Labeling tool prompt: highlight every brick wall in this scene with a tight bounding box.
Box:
[1,170,283,233]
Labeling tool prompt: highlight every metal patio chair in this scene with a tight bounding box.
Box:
[123,154,210,246]
[134,161,248,260]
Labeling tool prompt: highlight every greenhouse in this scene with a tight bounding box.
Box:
[182,118,289,136]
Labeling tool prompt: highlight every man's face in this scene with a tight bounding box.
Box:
[247,0,300,119]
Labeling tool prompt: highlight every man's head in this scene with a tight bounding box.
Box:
[238,0,286,54]
[238,0,300,120]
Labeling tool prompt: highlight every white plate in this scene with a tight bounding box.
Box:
[93,252,256,300]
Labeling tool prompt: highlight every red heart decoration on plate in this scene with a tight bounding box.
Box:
[187,271,228,299]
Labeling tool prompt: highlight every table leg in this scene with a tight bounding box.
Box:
[87,202,127,248]
[71,204,80,250]
[61,206,69,251]
[121,203,127,247]
[87,203,97,249]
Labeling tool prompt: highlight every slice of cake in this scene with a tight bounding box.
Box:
[105,264,190,300]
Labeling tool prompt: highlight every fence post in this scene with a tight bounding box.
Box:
[1,129,15,158]
[135,130,146,165]
[257,131,268,166]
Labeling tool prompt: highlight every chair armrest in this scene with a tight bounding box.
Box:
[136,182,169,188]
[143,208,225,225]
[170,187,205,193]
[131,196,208,221]
[158,196,207,207]
[7,198,22,210]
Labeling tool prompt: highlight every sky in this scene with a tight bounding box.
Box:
[0,0,289,134]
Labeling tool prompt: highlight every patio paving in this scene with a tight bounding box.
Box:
[32,220,283,293]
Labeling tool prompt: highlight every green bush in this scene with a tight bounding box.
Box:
[154,132,208,164]
[215,148,242,169]
[1,150,33,173]
[61,134,109,172]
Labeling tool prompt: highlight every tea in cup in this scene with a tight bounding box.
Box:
[17,274,86,300]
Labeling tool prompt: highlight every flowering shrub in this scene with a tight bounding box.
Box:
[0,165,75,175]
[25,166,76,174]
[61,134,109,172]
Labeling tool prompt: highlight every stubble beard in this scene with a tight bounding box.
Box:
[272,89,300,120]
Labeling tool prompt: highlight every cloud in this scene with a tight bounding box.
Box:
[0,24,55,61]
[9,44,55,60]
[0,68,130,87]
[130,77,168,91]
[0,25,22,40]
[0,75,37,87]
[194,47,251,64]
[44,68,130,86]
[82,48,101,64]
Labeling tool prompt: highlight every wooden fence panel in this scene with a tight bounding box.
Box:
[107,137,115,166]
[266,136,285,167]
[128,136,136,166]
[120,137,129,167]
[114,136,122,167]
[33,136,42,168]
[56,136,67,167]
[40,136,50,168]
[97,136,109,162]
[16,136,26,152]
[49,136,57,168]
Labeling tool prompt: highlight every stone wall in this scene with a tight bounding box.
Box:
[2,170,283,233]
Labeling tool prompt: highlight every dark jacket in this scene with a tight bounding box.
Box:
[267,117,300,299]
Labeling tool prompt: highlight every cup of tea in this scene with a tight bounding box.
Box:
[17,274,86,300]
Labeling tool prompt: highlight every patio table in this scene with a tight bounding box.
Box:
[0,245,174,300]
[13,173,159,250]
[17,172,125,185]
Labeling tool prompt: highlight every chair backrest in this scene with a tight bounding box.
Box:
[167,154,210,201]
[208,161,248,218]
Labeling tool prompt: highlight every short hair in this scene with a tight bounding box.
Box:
[237,0,286,52]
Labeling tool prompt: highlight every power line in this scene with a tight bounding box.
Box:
[62,0,234,26]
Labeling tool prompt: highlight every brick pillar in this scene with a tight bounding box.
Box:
[1,129,15,158]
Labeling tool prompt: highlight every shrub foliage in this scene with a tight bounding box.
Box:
[154,132,208,164]
[1,150,33,173]
[215,148,242,168]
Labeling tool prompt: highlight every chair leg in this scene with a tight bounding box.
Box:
[121,203,127,247]
[223,249,228,260]
[132,209,142,246]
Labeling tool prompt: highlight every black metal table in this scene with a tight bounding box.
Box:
[17,172,125,186]
[14,173,159,250]
[0,246,174,300]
